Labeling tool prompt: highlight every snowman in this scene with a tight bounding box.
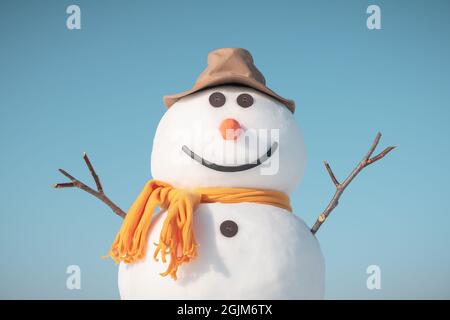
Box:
[111,48,324,299]
[55,48,394,300]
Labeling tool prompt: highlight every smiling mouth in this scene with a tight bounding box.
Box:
[181,142,278,172]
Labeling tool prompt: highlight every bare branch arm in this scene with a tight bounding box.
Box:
[310,132,395,235]
[54,153,127,219]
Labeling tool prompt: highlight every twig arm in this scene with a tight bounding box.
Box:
[311,132,395,235]
[54,153,126,219]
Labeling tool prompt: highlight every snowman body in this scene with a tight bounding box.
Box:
[119,202,324,299]
[118,85,325,299]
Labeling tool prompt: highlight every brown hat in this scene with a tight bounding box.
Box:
[163,48,295,113]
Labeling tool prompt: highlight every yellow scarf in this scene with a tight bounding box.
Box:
[109,180,292,280]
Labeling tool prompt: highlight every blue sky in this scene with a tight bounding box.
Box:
[1,0,449,299]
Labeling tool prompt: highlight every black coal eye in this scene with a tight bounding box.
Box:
[209,92,226,107]
[237,93,254,108]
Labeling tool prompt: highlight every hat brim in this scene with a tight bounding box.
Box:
[163,75,295,113]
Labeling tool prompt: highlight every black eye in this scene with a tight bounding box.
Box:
[237,93,254,108]
[209,92,226,107]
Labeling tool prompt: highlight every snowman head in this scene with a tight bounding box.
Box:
[151,84,305,193]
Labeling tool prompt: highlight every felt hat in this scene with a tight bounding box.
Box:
[163,48,296,113]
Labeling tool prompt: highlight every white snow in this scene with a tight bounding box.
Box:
[118,85,325,299]
[119,203,325,299]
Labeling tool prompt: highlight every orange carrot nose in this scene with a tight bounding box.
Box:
[220,118,242,140]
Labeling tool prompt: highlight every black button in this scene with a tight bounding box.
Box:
[220,220,238,238]
[237,93,254,108]
[209,92,226,107]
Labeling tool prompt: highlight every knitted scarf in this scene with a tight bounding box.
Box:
[109,179,291,280]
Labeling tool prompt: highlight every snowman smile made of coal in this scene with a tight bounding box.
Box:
[55,48,395,300]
